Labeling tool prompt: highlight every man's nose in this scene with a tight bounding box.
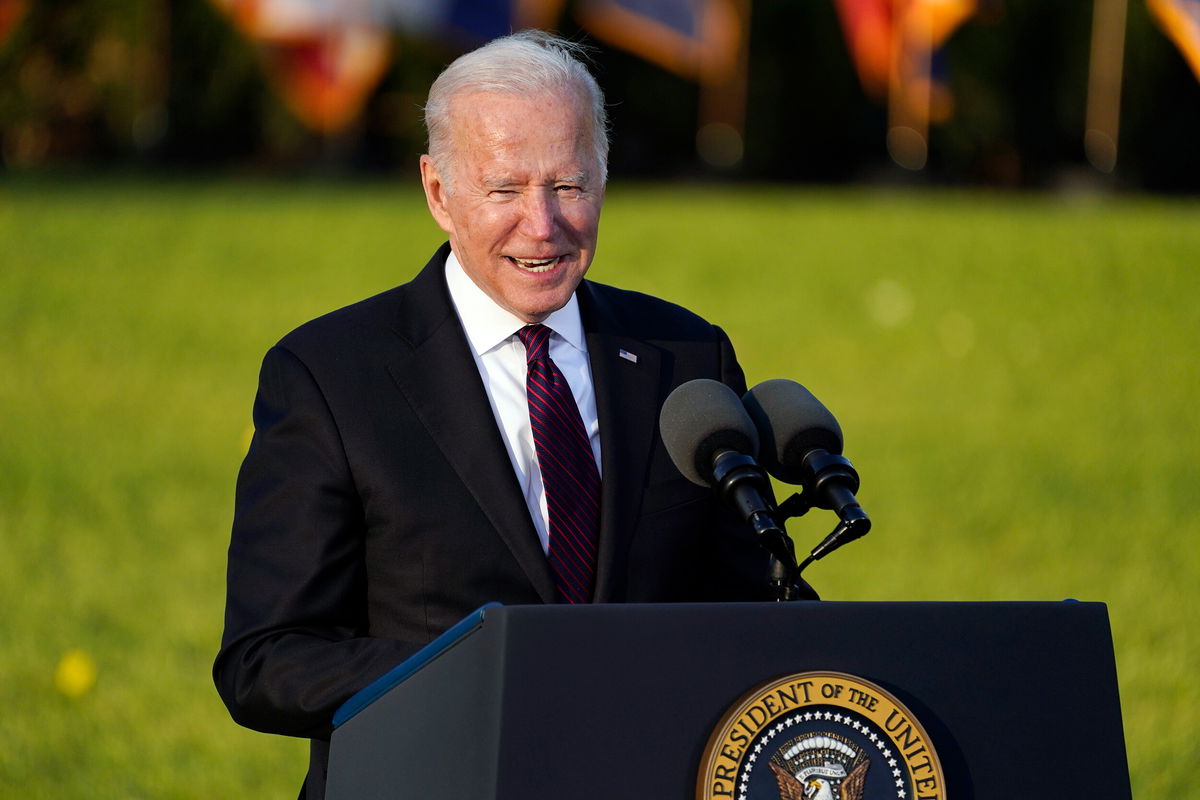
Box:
[518,190,557,240]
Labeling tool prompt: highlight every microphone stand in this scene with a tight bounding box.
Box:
[708,448,872,601]
[709,451,804,602]
[771,451,872,594]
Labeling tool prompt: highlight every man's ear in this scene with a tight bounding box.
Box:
[420,154,454,235]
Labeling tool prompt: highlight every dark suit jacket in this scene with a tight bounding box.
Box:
[214,244,792,798]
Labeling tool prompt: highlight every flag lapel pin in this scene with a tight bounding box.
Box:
[618,348,638,364]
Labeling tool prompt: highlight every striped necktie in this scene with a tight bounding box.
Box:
[517,324,600,603]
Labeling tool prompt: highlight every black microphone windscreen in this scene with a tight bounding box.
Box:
[659,379,760,487]
[743,379,843,485]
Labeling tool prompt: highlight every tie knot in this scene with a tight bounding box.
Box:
[517,324,551,363]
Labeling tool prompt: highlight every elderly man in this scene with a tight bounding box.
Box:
[215,30,811,799]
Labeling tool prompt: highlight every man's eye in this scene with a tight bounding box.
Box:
[555,184,582,193]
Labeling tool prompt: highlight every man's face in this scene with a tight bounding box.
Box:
[420,88,604,323]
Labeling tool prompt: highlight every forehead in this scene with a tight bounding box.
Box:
[446,89,596,175]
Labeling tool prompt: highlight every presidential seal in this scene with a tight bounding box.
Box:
[697,672,945,800]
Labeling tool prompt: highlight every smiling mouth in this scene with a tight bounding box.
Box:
[508,256,561,273]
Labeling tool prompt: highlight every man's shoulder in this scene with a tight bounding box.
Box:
[580,279,724,341]
[275,247,450,357]
[582,277,747,402]
[275,283,408,354]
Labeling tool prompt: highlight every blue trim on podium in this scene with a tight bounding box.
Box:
[333,602,502,729]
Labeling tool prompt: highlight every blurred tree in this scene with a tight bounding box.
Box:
[163,0,285,166]
[0,0,168,167]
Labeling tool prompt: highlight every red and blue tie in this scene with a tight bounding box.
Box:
[517,324,600,604]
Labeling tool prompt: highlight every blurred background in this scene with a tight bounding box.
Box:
[2,1,1198,798]
[2,0,1200,188]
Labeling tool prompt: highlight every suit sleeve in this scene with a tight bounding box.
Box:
[214,346,418,740]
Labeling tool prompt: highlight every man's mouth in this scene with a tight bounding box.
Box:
[508,256,561,273]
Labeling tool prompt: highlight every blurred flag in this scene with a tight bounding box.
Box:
[905,0,976,46]
[432,0,564,42]
[0,0,28,47]
[835,0,976,168]
[833,0,894,97]
[1146,0,1200,81]
[574,0,750,167]
[207,0,565,135]
[574,0,741,81]
[208,0,393,134]
[209,0,757,158]
[896,0,976,123]
[835,0,974,118]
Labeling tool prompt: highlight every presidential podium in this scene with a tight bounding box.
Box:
[325,602,1131,799]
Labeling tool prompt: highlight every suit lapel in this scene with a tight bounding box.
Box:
[579,282,664,602]
[385,246,559,603]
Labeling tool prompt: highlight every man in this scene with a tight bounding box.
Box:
[215,30,814,800]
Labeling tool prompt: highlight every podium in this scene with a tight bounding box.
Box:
[326,601,1131,799]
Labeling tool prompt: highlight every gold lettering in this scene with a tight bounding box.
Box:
[910,754,933,774]
[820,681,844,699]
[846,687,879,711]
[885,711,922,752]
[746,704,769,729]
[775,684,799,710]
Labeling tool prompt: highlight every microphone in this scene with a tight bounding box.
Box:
[658,379,795,567]
[742,379,871,563]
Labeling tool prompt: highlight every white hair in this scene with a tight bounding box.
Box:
[423,30,610,185]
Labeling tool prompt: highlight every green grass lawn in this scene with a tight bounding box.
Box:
[1,176,1196,797]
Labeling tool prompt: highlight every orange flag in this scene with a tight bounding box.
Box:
[835,0,975,168]
[208,0,391,135]
[1147,0,1200,81]
[833,0,894,97]
[835,0,974,115]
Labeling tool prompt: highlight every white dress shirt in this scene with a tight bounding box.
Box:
[444,251,602,554]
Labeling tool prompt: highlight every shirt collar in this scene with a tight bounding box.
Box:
[444,249,587,356]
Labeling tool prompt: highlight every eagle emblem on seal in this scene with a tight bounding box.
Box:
[767,733,870,800]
